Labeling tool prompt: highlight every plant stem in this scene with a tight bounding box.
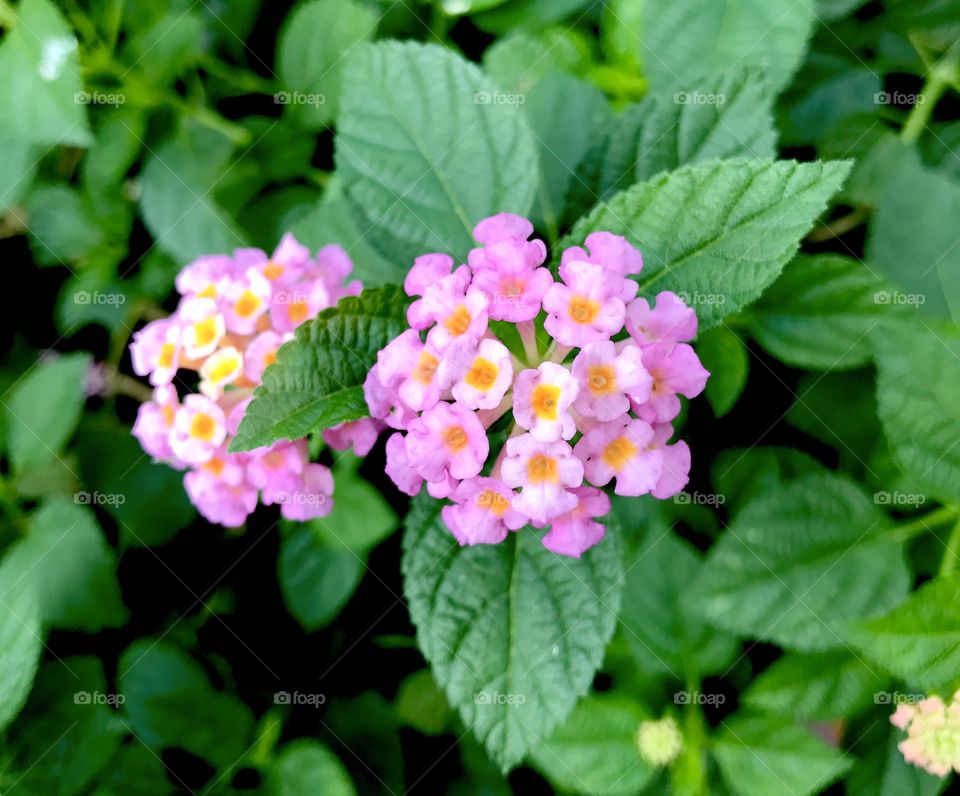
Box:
[890,505,958,541]
[901,41,960,145]
[939,517,960,577]
[517,320,539,364]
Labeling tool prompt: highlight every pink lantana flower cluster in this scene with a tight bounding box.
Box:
[891,691,960,777]
[130,234,376,527]
[365,214,709,558]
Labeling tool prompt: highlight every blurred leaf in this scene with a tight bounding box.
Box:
[315,455,396,552]
[698,326,748,418]
[743,650,887,721]
[529,695,653,796]
[5,352,90,478]
[714,714,851,796]
[82,109,146,193]
[402,492,624,771]
[394,669,452,736]
[90,743,173,796]
[848,574,960,693]
[482,27,588,95]
[873,322,960,504]
[277,0,376,129]
[634,68,778,181]
[336,41,538,263]
[118,640,254,769]
[324,693,404,794]
[846,720,947,796]
[24,185,104,266]
[278,526,365,631]
[564,159,852,330]
[474,0,596,33]
[265,739,356,796]
[693,472,910,650]
[231,285,409,451]
[0,0,91,147]
[0,554,43,732]
[0,135,36,211]
[6,657,124,796]
[6,499,127,631]
[622,529,738,677]
[639,0,816,95]
[123,11,205,83]
[746,254,904,370]
[712,447,823,511]
[139,121,246,263]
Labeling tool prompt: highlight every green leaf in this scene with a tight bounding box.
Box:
[277,0,376,129]
[5,352,90,478]
[90,744,173,796]
[401,492,624,771]
[847,574,960,693]
[712,446,823,513]
[867,142,960,321]
[873,322,960,504]
[693,472,910,650]
[698,326,749,418]
[139,121,246,263]
[336,41,538,263]
[482,28,587,95]
[6,499,127,631]
[743,650,887,721]
[564,158,852,329]
[524,73,612,234]
[314,455,396,552]
[6,657,124,796]
[474,0,595,33]
[265,740,356,796]
[118,640,253,769]
[639,0,816,95]
[24,184,104,266]
[394,669,453,737]
[846,721,947,796]
[621,530,738,678]
[0,554,43,732]
[528,695,654,796]
[634,68,777,181]
[0,0,91,147]
[746,254,905,370]
[230,285,409,451]
[0,135,36,211]
[714,714,852,796]
[278,526,365,631]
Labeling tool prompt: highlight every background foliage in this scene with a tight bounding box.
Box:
[2,0,960,794]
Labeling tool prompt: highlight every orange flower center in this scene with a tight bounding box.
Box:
[412,351,439,385]
[602,436,637,470]
[587,364,617,396]
[443,425,468,453]
[287,299,310,325]
[234,289,262,318]
[527,453,558,484]
[189,412,217,441]
[465,357,499,391]
[476,489,510,517]
[203,457,225,476]
[443,305,472,337]
[531,384,561,420]
[192,318,220,348]
[568,295,600,324]
[262,261,285,281]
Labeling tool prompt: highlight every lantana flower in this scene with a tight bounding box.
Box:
[891,691,960,777]
[131,234,376,528]
[365,213,709,557]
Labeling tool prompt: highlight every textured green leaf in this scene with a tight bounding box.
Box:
[698,326,749,418]
[529,695,653,796]
[5,352,90,477]
[7,499,127,631]
[621,530,738,677]
[743,650,887,721]
[0,555,43,732]
[475,0,596,33]
[231,285,408,451]
[639,0,816,95]
[118,640,253,769]
[402,493,624,771]
[694,472,910,650]
[847,575,960,693]
[336,41,537,263]
[746,254,905,370]
[0,0,91,147]
[635,68,777,181]
[277,0,375,129]
[265,740,356,796]
[564,159,852,329]
[873,322,960,503]
[712,447,823,513]
[278,526,365,631]
[714,714,851,796]
[482,28,587,95]
[846,722,947,796]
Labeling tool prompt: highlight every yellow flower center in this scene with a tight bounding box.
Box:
[192,318,220,348]
[203,457,225,476]
[476,489,510,517]
[602,436,637,471]
[412,351,439,385]
[287,299,310,325]
[443,425,468,453]
[588,364,617,396]
[569,295,600,324]
[234,289,262,318]
[189,412,217,441]
[465,357,499,391]
[157,342,176,369]
[197,284,218,299]
[443,305,472,337]
[531,384,561,420]
[262,261,285,281]
[527,453,558,484]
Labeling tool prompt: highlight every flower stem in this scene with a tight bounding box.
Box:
[890,505,958,542]
[939,516,960,577]
[517,320,539,364]
[900,41,960,145]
